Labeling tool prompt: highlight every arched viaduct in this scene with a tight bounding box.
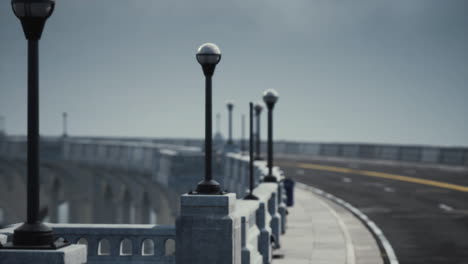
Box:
[0,157,177,227]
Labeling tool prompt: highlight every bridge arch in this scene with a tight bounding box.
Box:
[0,154,180,226]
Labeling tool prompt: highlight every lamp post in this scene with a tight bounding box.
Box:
[254,102,263,160]
[62,112,67,138]
[226,101,234,145]
[0,115,5,135]
[215,113,221,135]
[195,43,223,194]
[262,89,279,182]
[9,0,62,248]
[241,114,245,153]
[244,103,258,200]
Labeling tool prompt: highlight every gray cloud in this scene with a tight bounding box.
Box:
[0,0,467,146]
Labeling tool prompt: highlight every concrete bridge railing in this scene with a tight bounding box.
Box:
[175,153,287,264]
[52,224,176,264]
[0,224,175,264]
[0,148,289,264]
[2,136,467,167]
[76,137,468,166]
[0,137,208,195]
[143,138,468,166]
[272,141,468,166]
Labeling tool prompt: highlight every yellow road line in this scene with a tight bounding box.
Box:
[279,161,468,193]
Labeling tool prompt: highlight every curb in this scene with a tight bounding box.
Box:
[295,182,399,264]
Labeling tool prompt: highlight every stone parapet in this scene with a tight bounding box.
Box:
[52,224,175,264]
[235,200,262,264]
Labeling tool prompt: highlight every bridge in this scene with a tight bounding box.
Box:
[1,135,467,263]
[2,0,468,262]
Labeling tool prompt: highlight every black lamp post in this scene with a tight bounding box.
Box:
[0,115,5,135]
[254,102,263,160]
[62,112,67,138]
[8,0,63,249]
[195,43,223,195]
[244,103,258,200]
[241,114,245,153]
[226,101,234,145]
[262,89,279,182]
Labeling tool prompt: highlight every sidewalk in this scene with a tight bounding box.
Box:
[274,184,384,264]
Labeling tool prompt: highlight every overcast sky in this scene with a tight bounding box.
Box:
[1,0,467,146]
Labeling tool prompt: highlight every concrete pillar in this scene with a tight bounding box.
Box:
[0,245,86,264]
[176,193,241,264]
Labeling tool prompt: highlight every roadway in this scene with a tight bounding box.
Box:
[276,154,468,264]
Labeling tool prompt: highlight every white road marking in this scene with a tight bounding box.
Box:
[363,182,385,188]
[342,177,352,183]
[438,203,454,212]
[384,187,395,192]
[296,169,305,175]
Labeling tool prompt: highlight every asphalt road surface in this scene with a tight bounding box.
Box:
[276,154,468,264]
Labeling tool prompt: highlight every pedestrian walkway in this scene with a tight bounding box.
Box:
[274,184,383,264]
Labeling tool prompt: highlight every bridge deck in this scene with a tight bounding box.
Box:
[274,185,383,264]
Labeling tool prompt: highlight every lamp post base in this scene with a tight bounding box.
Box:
[263,176,277,183]
[193,179,224,195]
[3,222,66,249]
[243,193,259,200]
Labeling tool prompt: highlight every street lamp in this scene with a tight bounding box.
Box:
[12,0,55,40]
[0,116,5,135]
[262,89,279,182]
[254,102,263,160]
[62,112,67,138]
[8,0,62,249]
[195,43,223,194]
[241,114,246,153]
[226,100,234,145]
[244,103,258,200]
